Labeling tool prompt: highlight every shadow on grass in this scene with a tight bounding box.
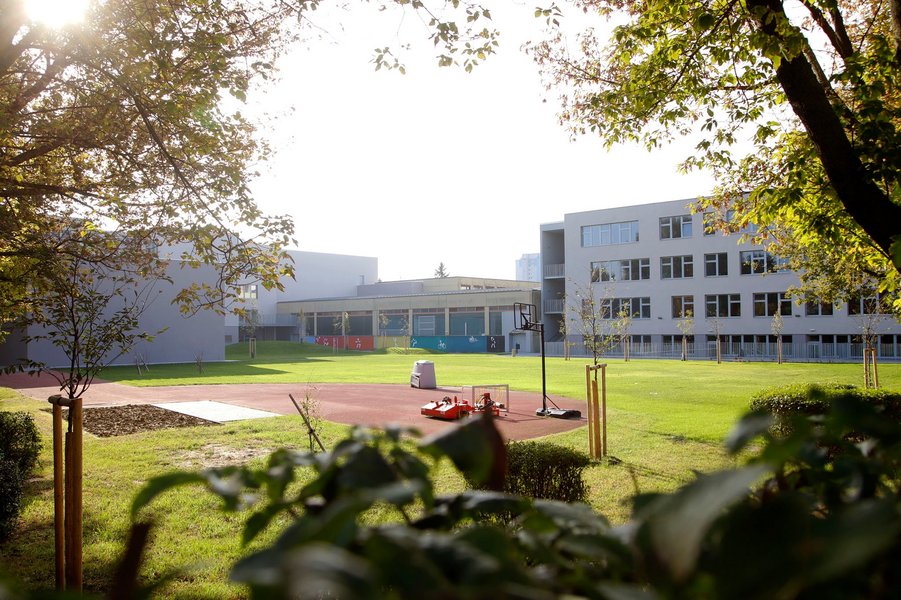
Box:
[102,361,328,382]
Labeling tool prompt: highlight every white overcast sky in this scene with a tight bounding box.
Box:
[246,2,717,281]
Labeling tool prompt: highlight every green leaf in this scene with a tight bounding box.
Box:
[639,466,769,581]
[724,410,773,454]
[130,471,207,518]
[420,414,506,489]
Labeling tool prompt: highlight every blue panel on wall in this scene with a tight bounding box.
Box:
[407,336,507,353]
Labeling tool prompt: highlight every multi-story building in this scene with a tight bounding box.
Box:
[540,198,901,361]
[516,253,541,282]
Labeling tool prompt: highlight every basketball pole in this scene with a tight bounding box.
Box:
[539,320,548,414]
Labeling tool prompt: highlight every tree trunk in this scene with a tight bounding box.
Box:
[748,0,901,264]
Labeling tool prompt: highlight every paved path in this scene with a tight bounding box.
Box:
[1,372,587,441]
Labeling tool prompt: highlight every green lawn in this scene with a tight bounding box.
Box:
[2,341,899,597]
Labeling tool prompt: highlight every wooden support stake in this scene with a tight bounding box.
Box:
[601,364,608,458]
[51,401,65,590]
[64,430,73,587]
[585,366,595,458]
[289,394,325,452]
[591,379,601,459]
[71,397,83,592]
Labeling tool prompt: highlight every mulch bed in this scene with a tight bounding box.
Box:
[61,405,215,437]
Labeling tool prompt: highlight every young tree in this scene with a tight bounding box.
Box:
[708,316,724,365]
[612,307,633,362]
[569,281,625,365]
[676,309,695,361]
[529,0,901,313]
[771,312,785,364]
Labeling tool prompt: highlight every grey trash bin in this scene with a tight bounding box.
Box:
[410,360,436,389]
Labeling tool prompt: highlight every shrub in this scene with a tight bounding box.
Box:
[467,440,590,503]
[750,383,901,437]
[0,459,23,541]
[0,411,41,543]
[0,412,42,477]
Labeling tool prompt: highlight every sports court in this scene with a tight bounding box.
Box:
[2,372,586,440]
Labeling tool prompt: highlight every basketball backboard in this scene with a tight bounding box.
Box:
[514,302,538,331]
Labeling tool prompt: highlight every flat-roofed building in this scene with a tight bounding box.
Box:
[540,198,901,361]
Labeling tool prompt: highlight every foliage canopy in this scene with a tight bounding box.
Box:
[529,0,901,312]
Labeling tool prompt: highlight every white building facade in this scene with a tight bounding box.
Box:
[227,250,379,342]
[540,198,901,361]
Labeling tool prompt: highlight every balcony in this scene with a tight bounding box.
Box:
[543,263,565,279]
[543,299,565,314]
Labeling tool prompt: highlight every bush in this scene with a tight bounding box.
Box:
[0,412,41,477]
[467,440,590,503]
[0,412,41,543]
[0,459,23,541]
[750,383,901,437]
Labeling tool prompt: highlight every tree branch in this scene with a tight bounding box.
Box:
[747,0,901,264]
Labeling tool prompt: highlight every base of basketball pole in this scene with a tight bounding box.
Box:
[535,407,581,419]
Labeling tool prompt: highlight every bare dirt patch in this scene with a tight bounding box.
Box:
[176,443,272,469]
[63,404,215,437]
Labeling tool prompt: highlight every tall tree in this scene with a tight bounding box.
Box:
[529,0,901,313]
[434,262,450,278]
[0,0,504,336]
[0,0,305,334]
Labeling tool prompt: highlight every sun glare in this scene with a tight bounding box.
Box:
[25,0,89,28]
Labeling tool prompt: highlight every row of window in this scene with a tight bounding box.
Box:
[581,212,759,248]
[589,292,889,320]
[590,250,789,282]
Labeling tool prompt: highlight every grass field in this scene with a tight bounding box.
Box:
[2,341,899,597]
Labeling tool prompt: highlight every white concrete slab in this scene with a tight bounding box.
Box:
[153,400,280,423]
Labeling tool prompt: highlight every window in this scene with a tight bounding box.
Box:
[590,258,650,282]
[601,297,651,319]
[661,255,693,279]
[581,221,639,247]
[805,300,834,316]
[705,294,741,318]
[740,250,789,274]
[753,292,792,317]
[703,212,716,236]
[704,252,728,277]
[672,295,694,318]
[659,214,693,239]
[848,293,891,315]
[240,284,258,299]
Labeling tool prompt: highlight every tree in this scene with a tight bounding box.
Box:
[708,316,724,364]
[676,309,695,361]
[434,262,450,278]
[569,280,628,365]
[529,0,901,313]
[771,311,784,364]
[612,307,633,361]
[1,0,303,337]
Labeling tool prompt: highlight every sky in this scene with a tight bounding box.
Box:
[245,2,718,282]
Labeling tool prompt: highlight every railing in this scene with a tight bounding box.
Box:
[543,299,565,314]
[540,341,900,362]
[543,263,565,278]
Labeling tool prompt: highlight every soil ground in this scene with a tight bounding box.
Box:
[1,372,586,440]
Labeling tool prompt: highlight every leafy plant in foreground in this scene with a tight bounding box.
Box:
[8,387,900,599]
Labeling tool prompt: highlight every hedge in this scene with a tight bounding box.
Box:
[467,440,590,503]
[749,383,901,437]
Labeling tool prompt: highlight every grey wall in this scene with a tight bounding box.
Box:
[1,261,224,369]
